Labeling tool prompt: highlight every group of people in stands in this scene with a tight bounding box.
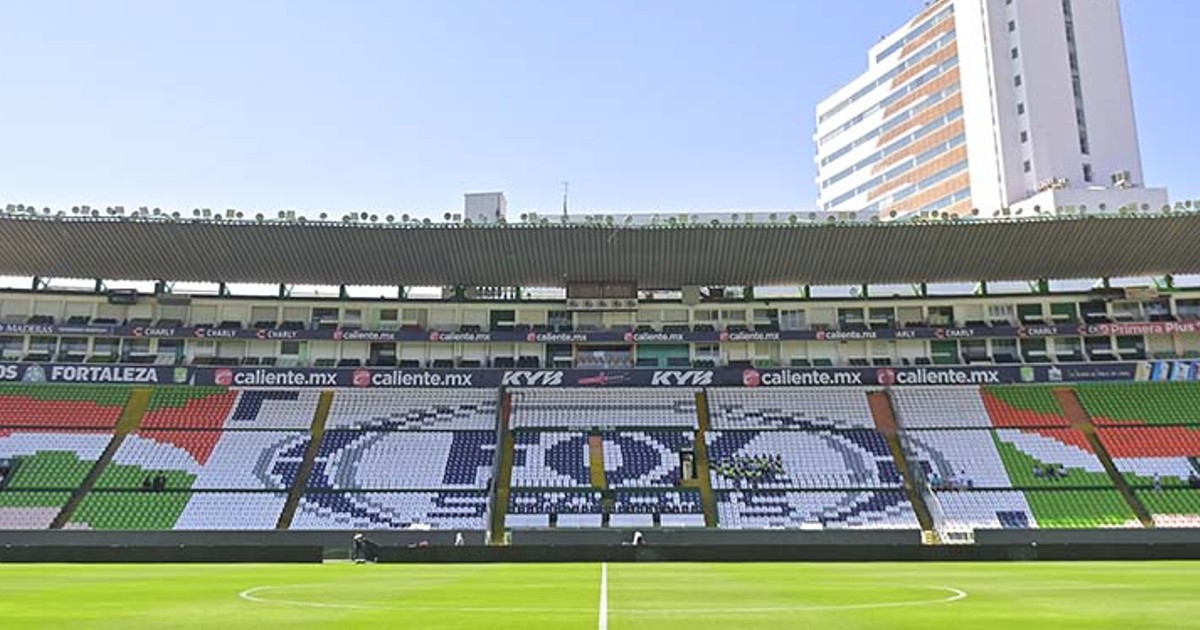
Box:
[1032,463,1068,480]
[715,454,784,485]
[140,473,169,492]
[928,470,973,490]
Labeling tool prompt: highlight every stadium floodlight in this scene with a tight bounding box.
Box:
[235,211,244,219]
[401,213,410,222]
[359,212,369,221]
[385,214,394,223]
[255,213,264,222]
[319,212,328,221]
[193,209,201,217]
[369,214,378,223]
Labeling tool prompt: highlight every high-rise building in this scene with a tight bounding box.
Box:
[814,0,1167,220]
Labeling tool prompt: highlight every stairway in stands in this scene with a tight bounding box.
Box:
[693,390,718,527]
[1054,387,1153,528]
[50,387,152,529]
[588,433,611,526]
[868,390,936,538]
[275,390,333,529]
[488,391,515,543]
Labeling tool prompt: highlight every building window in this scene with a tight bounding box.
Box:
[1083,164,1094,183]
[1017,103,1026,115]
[1008,20,1016,32]
[1020,131,1029,143]
[1014,74,1022,87]
[1024,160,1032,173]
[1011,47,1020,59]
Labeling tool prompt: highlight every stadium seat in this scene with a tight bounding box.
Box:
[716,490,918,530]
[0,385,130,429]
[707,388,875,430]
[509,388,699,429]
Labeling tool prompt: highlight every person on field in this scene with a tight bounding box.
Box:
[631,530,645,546]
[352,533,379,563]
[454,532,465,547]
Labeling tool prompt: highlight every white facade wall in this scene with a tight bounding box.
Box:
[816,0,1156,219]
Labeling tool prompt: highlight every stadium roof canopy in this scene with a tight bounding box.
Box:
[0,213,1198,287]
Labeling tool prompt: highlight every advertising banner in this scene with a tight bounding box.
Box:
[185,363,1145,389]
[1,321,1188,344]
[0,361,1164,389]
[0,363,188,384]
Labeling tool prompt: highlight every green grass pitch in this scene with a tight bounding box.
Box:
[2,561,1199,629]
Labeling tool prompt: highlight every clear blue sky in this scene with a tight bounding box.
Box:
[0,0,1195,218]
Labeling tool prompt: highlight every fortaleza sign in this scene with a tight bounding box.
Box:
[3,321,1192,344]
[182,363,1146,388]
[0,363,187,384]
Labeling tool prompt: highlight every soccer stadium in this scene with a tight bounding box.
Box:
[4,0,1200,628]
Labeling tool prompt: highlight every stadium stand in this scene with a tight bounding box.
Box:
[707,430,901,489]
[509,388,699,429]
[1136,489,1200,528]
[602,431,691,488]
[610,490,704,528]
[509,431,591,488]
[707,388,875,429]
[507,490,603,528]
[307,430,494,489]
[929,490,1035,529]
[0,384,130,428]
[95,430,306,489]
[716,490,918,529]
[1098,426,1200,486]
[1077,383,1200,426]
[0,379,1197,533]
[323,389,497,430]
[292,491,489,530]
[290,390,498,529]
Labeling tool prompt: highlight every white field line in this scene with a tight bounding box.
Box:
[598,562,609,630]
[238,582,968,616]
